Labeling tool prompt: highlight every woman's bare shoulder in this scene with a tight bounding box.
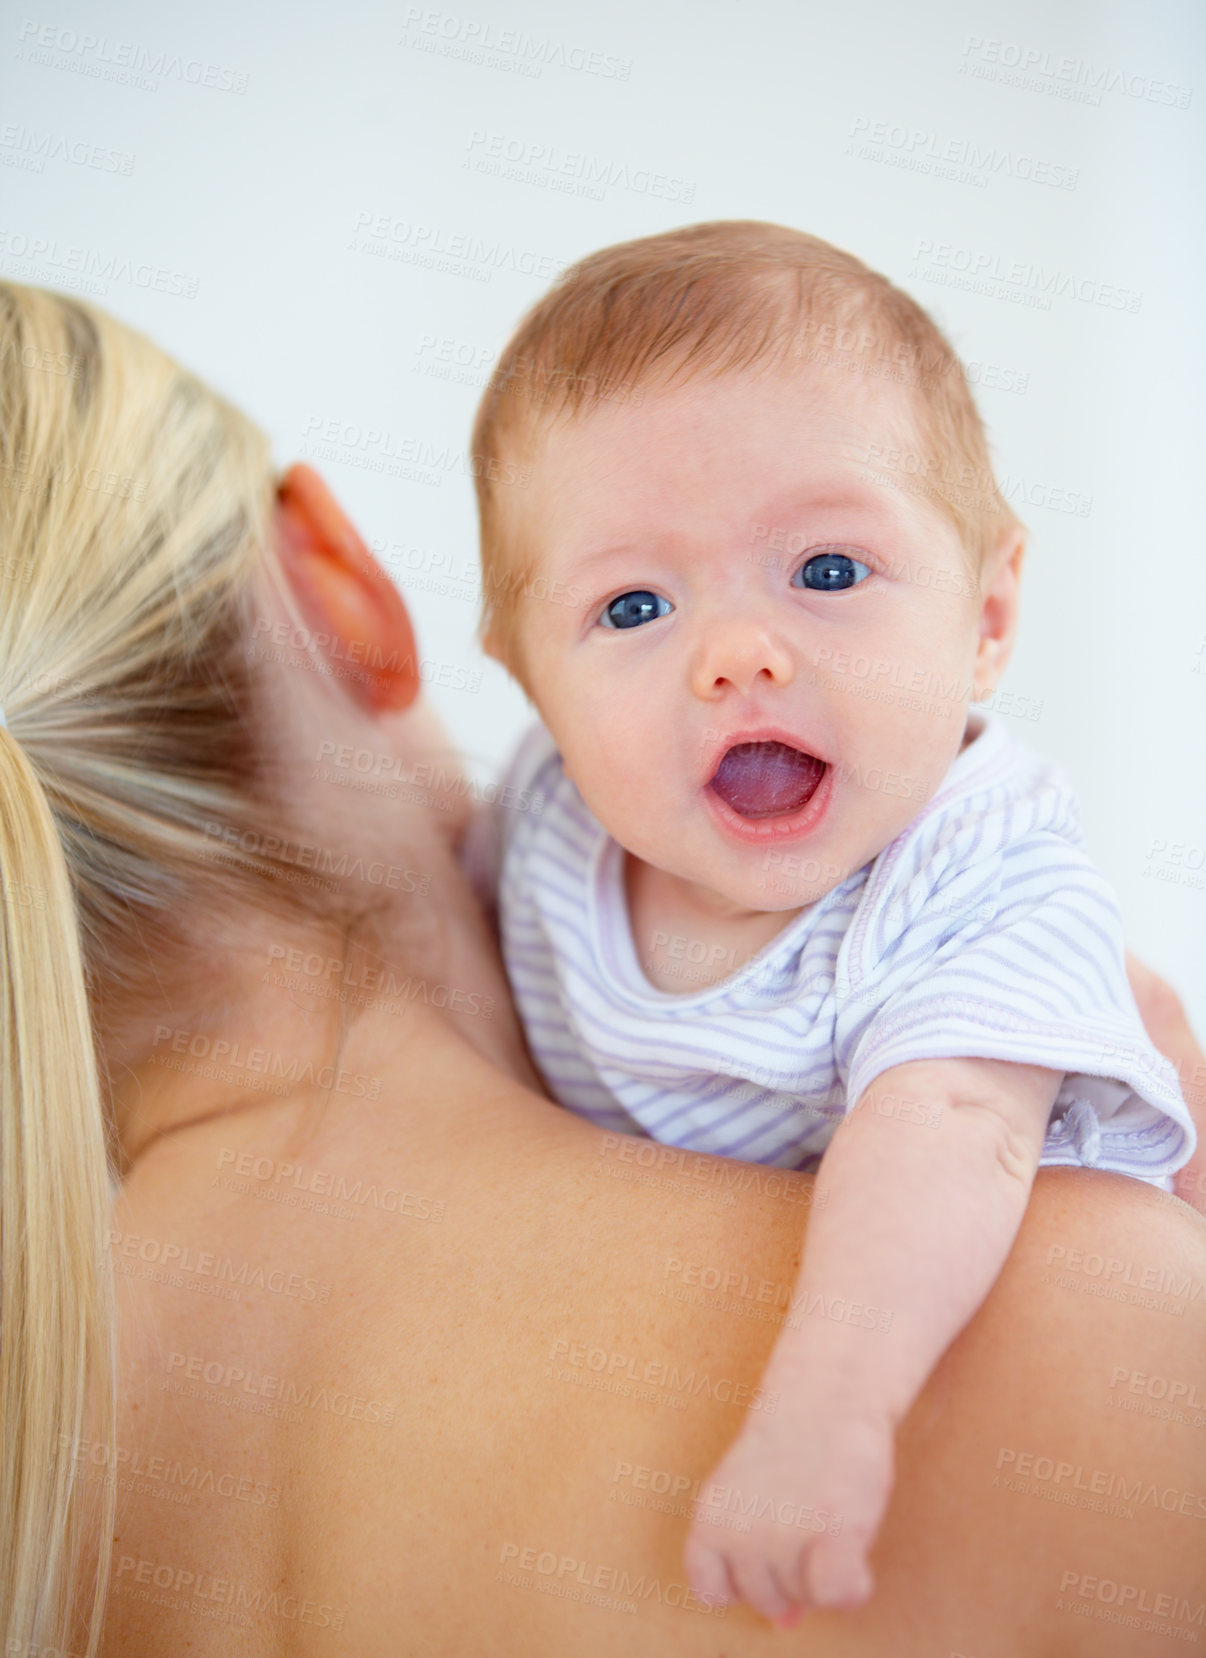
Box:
[299,1143,1206,1657]
[109,1074,1206,1657]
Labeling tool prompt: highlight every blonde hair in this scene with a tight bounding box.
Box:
[469,219,1024,692]
[0,284,343,1655]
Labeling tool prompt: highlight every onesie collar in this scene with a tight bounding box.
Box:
[580,704,1008,1010]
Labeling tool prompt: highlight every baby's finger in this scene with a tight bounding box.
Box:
[804,1536,874,1611]
[769,1550,811,1612]
[767,1557,809,1627]
[682,1528,737,1610]
[728,1548,800,1623]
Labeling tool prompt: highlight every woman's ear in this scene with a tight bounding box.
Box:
[971,522,1026,702]
[274,464,420,713]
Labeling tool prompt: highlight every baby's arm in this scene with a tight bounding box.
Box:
[684,1054,1063,1625]
[1126,951,1206,1217]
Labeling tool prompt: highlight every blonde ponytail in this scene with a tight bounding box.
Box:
[0,731,115,1657]
[0,282,348,1652]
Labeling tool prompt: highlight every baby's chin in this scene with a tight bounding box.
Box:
[639,838,847,918]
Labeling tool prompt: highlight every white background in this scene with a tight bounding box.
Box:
[2,0,1203,1021]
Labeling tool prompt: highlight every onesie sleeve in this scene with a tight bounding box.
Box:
[835,808,1196,1185]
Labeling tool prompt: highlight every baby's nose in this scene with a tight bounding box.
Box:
[689,613,796,700]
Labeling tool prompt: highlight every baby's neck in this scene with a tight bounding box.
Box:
[624,853,807,994]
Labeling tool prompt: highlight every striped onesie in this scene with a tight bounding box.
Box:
[460,711,1195,1190]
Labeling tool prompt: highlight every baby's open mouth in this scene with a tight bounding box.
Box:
[707,740,827,820]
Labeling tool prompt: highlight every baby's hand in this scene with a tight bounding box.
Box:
[683,1393,894,1625]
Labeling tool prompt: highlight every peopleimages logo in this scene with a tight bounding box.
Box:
[113,1553,344,1627]
[0,122,136,174]
[960,34,1192,109]
[910,238,1142,314]
[496,1541,724,1618]
[15,19,250,93]
[149,1024,383,1101]
[846,115,1079,191]
[399,7,633,80]
[463,129,696,204]
[348,210,569,284]
[0,229,199,298]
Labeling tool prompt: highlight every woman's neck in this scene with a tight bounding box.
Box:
[109,814,537,1177]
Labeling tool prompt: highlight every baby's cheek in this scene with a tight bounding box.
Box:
[833,736,944,845]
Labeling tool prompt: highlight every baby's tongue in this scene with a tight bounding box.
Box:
[708,740,825,819]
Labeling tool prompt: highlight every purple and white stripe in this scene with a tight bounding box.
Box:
[460,716,1195,1187]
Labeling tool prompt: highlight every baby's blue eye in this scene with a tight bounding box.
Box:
[791,550,872,592]
[598,590,674,629]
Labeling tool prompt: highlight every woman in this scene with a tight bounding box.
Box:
[1,284,1203,1658]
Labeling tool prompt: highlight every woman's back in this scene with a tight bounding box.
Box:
[3,278,1199,1658]
[101,996,1206,1658]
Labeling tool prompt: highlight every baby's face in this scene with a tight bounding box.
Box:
[511,361,999,913]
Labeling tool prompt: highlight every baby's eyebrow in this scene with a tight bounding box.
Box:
[560,486,906,575]
[564,541,643,571]
[758,484,892,520]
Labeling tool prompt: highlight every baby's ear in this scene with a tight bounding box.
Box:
[996,519,1028,578]
[971,522,1026,699]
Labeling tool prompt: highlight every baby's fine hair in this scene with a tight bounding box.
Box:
[469,219,1024,692]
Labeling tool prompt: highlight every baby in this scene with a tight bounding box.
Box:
[457,221,1196,1626]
